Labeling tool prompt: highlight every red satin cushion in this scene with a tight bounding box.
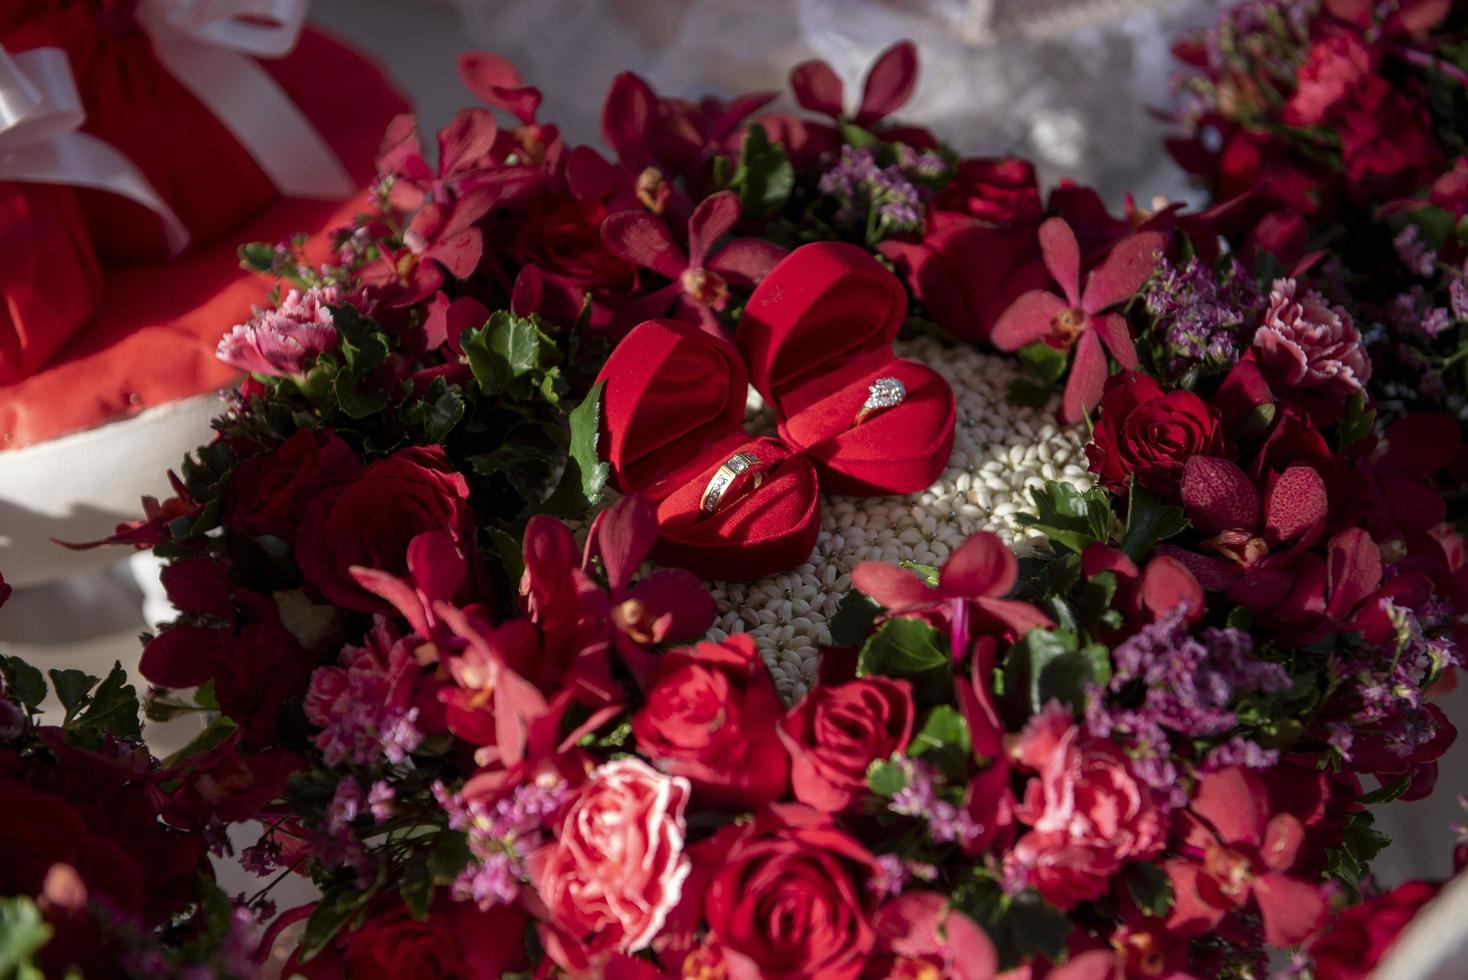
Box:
[596,319,820,580]
[0,182,103,383]
[738,242,955,495]
[0,26,407,450]
[3,4,339,259]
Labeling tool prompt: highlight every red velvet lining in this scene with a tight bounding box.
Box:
[0,27,408,450]
[739,242,956,495]
[597,319,822,579]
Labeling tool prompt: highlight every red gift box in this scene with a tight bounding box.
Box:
[597,319,822,581]
[0,182,103,384]
[597,244,956,579]
[737,242,955,496]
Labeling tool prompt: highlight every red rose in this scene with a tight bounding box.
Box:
[213,591,319,748]
[293,446,476,613]
[527,758,693,973]
[287,896,529,980]
[778,677,914,813]
[512,194,633,294]
[224,428,362,540]
[1005,708,1165,909]
[1086,372,1225,499]
[933,157,1043,225]
[700,803,883,980]
[632,635,790,808]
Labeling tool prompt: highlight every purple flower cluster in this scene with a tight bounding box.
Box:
[1388,285,1452,341]
[1145,256,1263,380]
[888,758,982,847]
[1086,606,1289,799]
[437,777,571,909]
[819,145,934,239]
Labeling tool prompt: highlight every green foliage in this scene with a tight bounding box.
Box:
[1123,862,1175,919]
[52,662,141,748]
[0,656,45,712]
[867,758,908,797]
[856,617,952,704]
[462,311,565,403]
[1016,481,1115,554]
[907,705,972,778]
[1018,342,1070,384]
[732,123,795,216]
[830,589,882,647]
[540,380,610,517]
[0,897,52,980]
[1120,481,1189,561]
[956,878,1072,970]
[1323,809,1391,892]
[1001,628,1108,726]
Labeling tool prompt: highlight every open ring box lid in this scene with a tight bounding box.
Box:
[596,318,820,581]
[737,241,955,496]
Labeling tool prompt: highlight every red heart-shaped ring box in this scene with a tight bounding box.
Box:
[596,242,955,580]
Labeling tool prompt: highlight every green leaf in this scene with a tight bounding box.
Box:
[238,241,276,274]
[898,561,940,587]
[1002,628,1102,725]
[1016,481,1114,554]
[414,385,467,443]
[908,705,972,778]
[829,590,881,647]
[1357,776,1412,805]
[1006,376,1055,409]
[866,758,907,797]
[0,656,46,711]
[1120,481,1189,561]
[163,715,238,768]
[960,881,1071,970]
[540,381,610,518]
[838,120,879,149]
[299,873,384,962]
[63,662,141,747]
[856,617,952,703]
[486,526,527,587]
[731,123,794,215]
[427,832,473,885]
[47,669,99,724]
[400,854,433,920]
[1018,342,1069,384]
[1323,809,1390,892]
[463,311,563,398]
[1338,391,1376,450]
[1123,862,1174,919]
[0,896,52,980]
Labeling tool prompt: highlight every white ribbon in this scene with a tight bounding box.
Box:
[0,46,190,254]
[139,0,355,201]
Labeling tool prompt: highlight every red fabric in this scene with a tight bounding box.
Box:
[2,3,350,259]
[738,242,955,495]
[596,319,821,580]
[0,182,103,383]
[0,26,407,449]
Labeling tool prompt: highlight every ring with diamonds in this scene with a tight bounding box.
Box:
[699,451,765,515]
[854,376,906,425]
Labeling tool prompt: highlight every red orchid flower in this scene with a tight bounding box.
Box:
[1165,767,1326,949]
[1081,544,1205,628]
[376,110,541,212]
[600,190,786,335]
[456,51,567,175]
[790,40,919,131]
[349,530,470,641]
[360,192,495,307]
[1161,457,1329,606]
[990,218,1166,423]
[851,531,1053,660]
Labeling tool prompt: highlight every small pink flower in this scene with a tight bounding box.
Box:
[1254,278,1371,403]
[216,286,340,378]
[527,758,692,972]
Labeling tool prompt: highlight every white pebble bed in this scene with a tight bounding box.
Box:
[703,336,1093,702]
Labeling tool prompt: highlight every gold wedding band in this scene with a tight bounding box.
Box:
[700,451,764,514]
[854,376,906,425]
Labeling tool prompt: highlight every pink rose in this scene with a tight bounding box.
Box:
[1005,706,1166,908]
[1254,278,1371,404]
[527,758,692,973]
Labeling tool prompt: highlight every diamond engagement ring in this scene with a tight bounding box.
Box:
[700,451,765,514]
[854,376,906,425]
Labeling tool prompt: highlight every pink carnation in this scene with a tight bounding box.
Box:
[1005,704,1167,908]
[526,758,692,972]
[216,286,340,377]
[1254,278,1371,403]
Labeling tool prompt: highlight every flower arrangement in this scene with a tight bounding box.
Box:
[1,34,1465,980]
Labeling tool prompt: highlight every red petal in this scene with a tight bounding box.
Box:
[425,228,483,280]
[1260,813,1305,873]
[1262,466,1327,546]
[1384,413,1461,475]
[940,531,1017,598]
[989,290,1068,352]
[601,72,656,165]
[586,495,659,596]
[1060,329,1107,424]
[436,108,498,176]
[1326,527,1383,622]
[1182,456,1260,535]
[565,145,622,203]
[1253,872,1326,948]
[160,558,232,618]
[1081,231,1165,313]
[856,40,918,126]
[1163,858,1228,937]
[376,113,428,178]
[407,531,467,606]
[140,626,224,689]
[1089,311,1138,370]
[600,210,687,279]
[686,191,741,268]
[1038,218,1083,304]
[973,596,1054,636]
[706,238,787,288]
[1227,568,1297,611]
[1139,555,1204,624]
[628,569,717,643]
[456,51,541,123]
[850,562,932,611]
[789,58,844,117]
[350,566,431,637]
[1045,951,1119,980]
[1191,767,1268,848]
[1082,542,1139,581]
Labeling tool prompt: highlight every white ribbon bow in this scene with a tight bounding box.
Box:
[140,0,355,201]
[0,46,190,254]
